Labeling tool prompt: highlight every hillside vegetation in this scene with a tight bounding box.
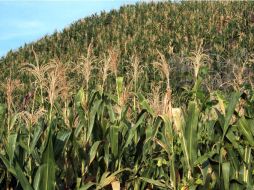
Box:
[0,1,254,190]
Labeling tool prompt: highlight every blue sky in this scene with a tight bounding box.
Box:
[0,0,141,57]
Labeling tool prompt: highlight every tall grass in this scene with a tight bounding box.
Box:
[0,2,254,190]
[0,43,253,190]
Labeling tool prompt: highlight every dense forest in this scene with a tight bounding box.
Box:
[0,1,254,190]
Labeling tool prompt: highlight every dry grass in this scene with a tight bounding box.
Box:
[149,81,172,119]
[108,48,119,78]
[163,87,172,119]
[100,48,119,88]
[130,55,143,90]
[21,62,55,87]
[232,62,246,91]
[149,82,162,115]
[21,49,56,105]
[130,55,143,110]
[232,58,254,91]
[75,43,96,91]
[0,78,23,114]
[152,50,172,119]
[114,84,131,116]
[152,50,170,88]
[188,42,210,80]
[0,76,23,132]
[46,59,70,108]
[101,53,111,89]
[19,108,46,127]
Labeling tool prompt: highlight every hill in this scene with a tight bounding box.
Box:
[1,1,254,96]
[0,1,254,190]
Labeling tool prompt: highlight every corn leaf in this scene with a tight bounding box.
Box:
[34,131,56,190]
[238,117,254,146]
[222,92,242,139]
[0,104,5,128]
[88,140,101,165]
[0,154,32,190]
[6,133,17,164]
[139,177,167,188]
[185,101,199,167]
[30,125,43,153]
[110,126,119,158]
[14,160,33,190]
[222,162,230,190]
[87,99,102,142]
[53,128,71,157]
[96,169,127,190]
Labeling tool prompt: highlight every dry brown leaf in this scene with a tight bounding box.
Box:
[111,180,120,190]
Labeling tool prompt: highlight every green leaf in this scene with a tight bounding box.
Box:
[0,154,16,177]
[53,128,71,157]
[88,141,101,165]
[33,164,44,190]
[75,88,85,108]
[0,155,33,190]
[222,162,230,190]
[160,115,176,189]
[96,169,128,190]
[116,77,123,104]
[14,161,33,190]
[6,133,18,164]
[34,131,56,190]
[75,122,85,138]
[30,125,43,153]
[0,104,6,128]
[33,164,56,190]
[194,150,217,166]
[222,92,242,138]
[185,101,199,167]
[226,128,244,157]
[137,93,154,115]
[9,113,19,130]
[107,104,116,123]
[87,99,102,142]
[247,119,254,136]
[238,117,254,146]
[122,110,146,151]
[110,126,119,158]
[243,146,252,185]
[195,178,203,185]
[139,177,167,188]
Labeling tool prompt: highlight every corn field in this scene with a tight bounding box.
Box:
[0,1,254,190]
